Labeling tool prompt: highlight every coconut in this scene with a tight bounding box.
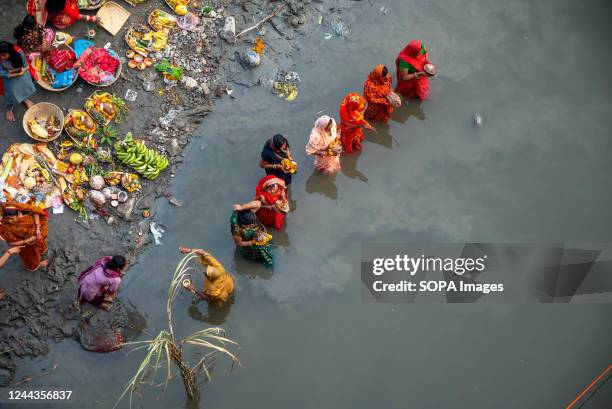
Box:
[89,190,106,206]
[89,175,106,190]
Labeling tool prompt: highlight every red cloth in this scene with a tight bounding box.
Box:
[45,48,76,72]
[78,47,120,84]
[339,93,371,153]
[254,175,287,230]
[363,64,394,122]
[0,45,38,96]
[395,40,430,100]
[27,0,48,26]
[48,0,81,30]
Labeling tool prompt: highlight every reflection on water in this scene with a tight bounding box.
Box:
[392,99,427,124]
[188,297,234,326]
[340,150,368,183]
[232,248,274,280]
[305,169,339,199]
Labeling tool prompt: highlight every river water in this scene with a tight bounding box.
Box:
[9,0,612,407]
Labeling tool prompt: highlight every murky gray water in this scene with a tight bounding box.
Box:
[10,0,612,407]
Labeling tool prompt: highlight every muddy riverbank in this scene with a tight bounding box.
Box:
[0,0,355,385]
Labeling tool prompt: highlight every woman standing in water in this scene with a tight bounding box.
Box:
[0,41,36,122]
[363,65,401,123]
[306,115,342,174]
[339,93,374,154]
[230,209,274,266]
[0,202,48,271]
[179,247,235,306]
[395,40,435,100]
[235,175,290,230]
[260,134,296,186]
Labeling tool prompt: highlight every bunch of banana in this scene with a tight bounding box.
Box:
[114,134,169,179]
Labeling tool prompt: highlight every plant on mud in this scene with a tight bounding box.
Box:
[96,125,119,146]
[114,254,240,408]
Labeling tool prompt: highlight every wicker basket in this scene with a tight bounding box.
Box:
[33,45,78,92]
[22,103,64,143]
[79,0,108,10]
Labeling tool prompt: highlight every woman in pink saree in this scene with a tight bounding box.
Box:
[305,115,342,174]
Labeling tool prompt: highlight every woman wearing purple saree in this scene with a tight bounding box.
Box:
[77,255,127,310]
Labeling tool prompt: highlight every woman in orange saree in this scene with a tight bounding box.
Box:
[363,65,398,123]
[0,201,49,271]
[339,93,374,154]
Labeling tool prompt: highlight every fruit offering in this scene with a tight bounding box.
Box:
[165,0,188,15]
[327,139,342,156]
[254,232,273,246]
[64,110,97,139]
[104,171,123,186]
[148,10,177,32]
[85,91,128,124]
[114,133,169,180]
[121,173,141,192]
[280,158,298,174]
[27,115,62,140]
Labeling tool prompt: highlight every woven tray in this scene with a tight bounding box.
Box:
[97,1,131,36]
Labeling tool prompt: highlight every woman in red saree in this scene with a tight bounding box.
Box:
[36,0,101,30]
[0,202,49,271]
[395,40,432,100]
[339,92,374,153]
[363,65,400,123]
[234,175,289,230]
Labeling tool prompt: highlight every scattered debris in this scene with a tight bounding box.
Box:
[149,222,165,245]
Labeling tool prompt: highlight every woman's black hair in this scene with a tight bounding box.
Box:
[237,210,256,226]
[0,41,24,69]
[382,66,389,78]
[14,15,37,40]
[107,255,127,271]
[2,208,18,217]
[45,0,67,14]
[271,134,289,151]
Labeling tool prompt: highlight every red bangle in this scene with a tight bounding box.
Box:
[87,15,94,22]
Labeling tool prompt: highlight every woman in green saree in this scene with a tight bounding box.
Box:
[230,208,274,267]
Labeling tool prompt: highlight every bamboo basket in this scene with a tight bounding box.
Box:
[96,1,131,36]
[33,45,79,92]
[23,103,64,143]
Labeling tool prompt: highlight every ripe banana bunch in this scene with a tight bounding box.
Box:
[114,137,169,180]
